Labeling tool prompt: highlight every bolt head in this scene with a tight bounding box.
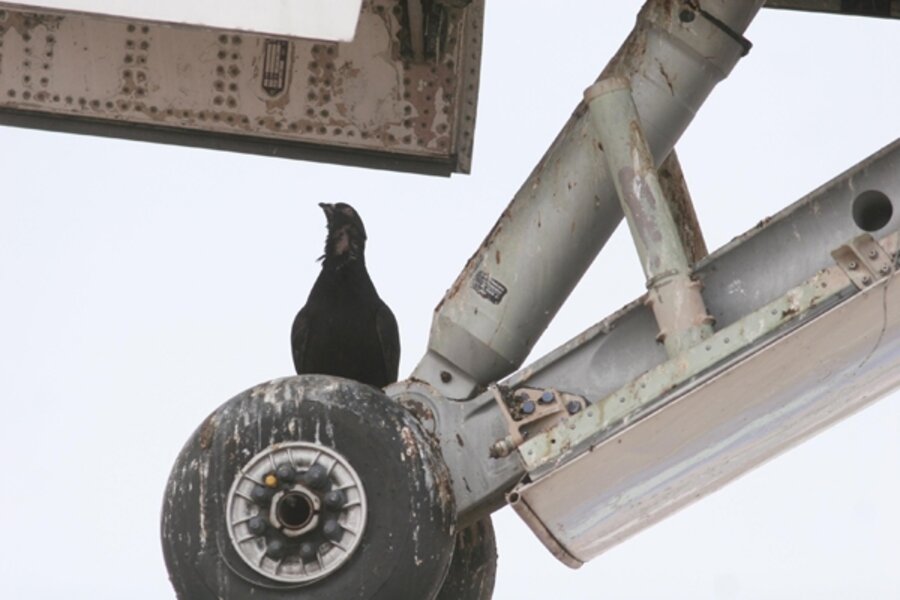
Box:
[324,489,346,510]
[440,371,452,383]
[265,537,287,559]
[566,400,582,415]
[323,519,343,542]
[251,485,274,505]
[299,542,318,561]
[247,515,267,535]
[304,464,329,490]
[275,464,296,483]
[521,399,536,415]
[679,9,695,22]
[539,390,555,404]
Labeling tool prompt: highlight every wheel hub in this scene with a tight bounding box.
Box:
[225,441,367,584]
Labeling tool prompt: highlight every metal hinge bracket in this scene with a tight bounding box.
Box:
[832,233,895,289]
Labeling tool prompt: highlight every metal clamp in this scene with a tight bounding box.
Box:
[489,386,588,458]
[832,233,894,289]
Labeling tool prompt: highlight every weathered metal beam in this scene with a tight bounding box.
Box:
[398,137,900,539]
[585,78,713,356]
[499,138,900,566]
[512,249,900,564]
[658,151,708,264]
[413,0,765,398]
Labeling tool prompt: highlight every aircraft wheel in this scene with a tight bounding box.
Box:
[436,516,498,600]
[161,375,456,599]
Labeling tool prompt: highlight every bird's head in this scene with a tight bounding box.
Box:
[319,202,368,268]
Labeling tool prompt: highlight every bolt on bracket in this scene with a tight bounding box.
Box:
[489,385,589,458]
[832,233,895,289]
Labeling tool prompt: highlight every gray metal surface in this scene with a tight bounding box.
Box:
[497,140,900,564]
[414,139,900,549]
[0,0,483,175]
[385,379,523,523]
[512,259,900,563]
[413,0,765,398]
[586,78,713,356]
[511,139,900,403]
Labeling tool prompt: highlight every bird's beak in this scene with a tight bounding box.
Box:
[319,202,335,221]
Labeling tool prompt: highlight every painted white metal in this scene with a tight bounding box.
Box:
[2,0,363,40]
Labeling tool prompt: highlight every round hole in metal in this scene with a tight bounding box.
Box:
[852,190,892,232]
[277,491,314,530]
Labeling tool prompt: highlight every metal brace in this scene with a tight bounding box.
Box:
[832,233,895,289]
[488,386,589,458]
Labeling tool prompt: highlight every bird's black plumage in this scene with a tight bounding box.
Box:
[291,203,400,388]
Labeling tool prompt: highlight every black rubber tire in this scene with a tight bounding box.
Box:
[435,517,498,600]
[161,375,456,600]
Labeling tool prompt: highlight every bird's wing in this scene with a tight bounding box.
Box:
[375,302,401,384]
[291,307,311,375]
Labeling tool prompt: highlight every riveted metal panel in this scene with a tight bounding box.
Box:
[0,0,484,175]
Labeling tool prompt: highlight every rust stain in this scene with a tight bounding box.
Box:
[402,398,435,424]
[198,413,217,450]
[0,0,480,170]
[658,60,675,95]
[435,200,512,313]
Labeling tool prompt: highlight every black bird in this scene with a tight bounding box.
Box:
[291,202,400,388]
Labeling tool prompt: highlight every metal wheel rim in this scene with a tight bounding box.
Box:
[225,441,367,584]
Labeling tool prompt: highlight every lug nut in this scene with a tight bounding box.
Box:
[323,519,343,542]
[566,400,582,415]
[251,485,274,505]
[247,515,267,535]
[275,464,296,483]
[266,537,287,559]
[299,541,318,561]
[489,437,515,459]
[539,390,554,404]
[521,399,536,415]
[324,489,346,510]
[304,464,329,490]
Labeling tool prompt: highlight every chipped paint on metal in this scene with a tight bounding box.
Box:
[520,262,858,475]
[415,0,764,396]
[0,0,484,174]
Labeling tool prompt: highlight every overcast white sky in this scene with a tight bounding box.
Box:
[1,2,899,599]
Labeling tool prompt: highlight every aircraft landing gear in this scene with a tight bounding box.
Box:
[162,376,458,599]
